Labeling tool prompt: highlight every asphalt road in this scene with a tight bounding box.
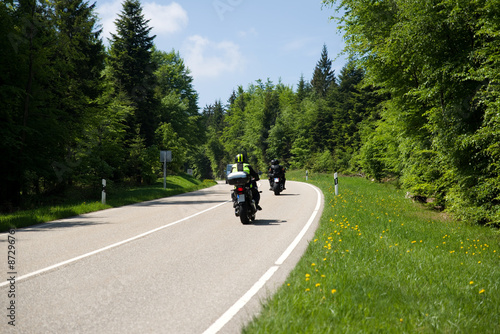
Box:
[0,180,323,333]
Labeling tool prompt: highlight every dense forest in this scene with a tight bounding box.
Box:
[1,0,499,226]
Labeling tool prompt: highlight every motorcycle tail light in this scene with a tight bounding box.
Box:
[236,187,244,192]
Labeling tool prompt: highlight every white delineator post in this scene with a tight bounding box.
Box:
[334,172,339,196]
[102,179,106,204]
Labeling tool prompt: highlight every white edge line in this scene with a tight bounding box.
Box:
[0,201,229,287]
[275,186,322,265]
[203,183,322,334]
[202,266,279,334]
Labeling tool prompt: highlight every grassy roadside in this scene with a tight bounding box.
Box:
[0,174,216,232]
[244,171,500,333]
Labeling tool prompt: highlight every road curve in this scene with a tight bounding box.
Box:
[0,180,323,333]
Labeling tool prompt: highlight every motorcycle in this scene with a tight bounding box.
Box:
[271,176,284,195]
[227,171,258,225]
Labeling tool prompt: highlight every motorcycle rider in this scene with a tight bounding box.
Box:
[231,153,262,210]
[268,159,286,190]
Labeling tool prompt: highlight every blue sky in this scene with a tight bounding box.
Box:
[94,0,346,109]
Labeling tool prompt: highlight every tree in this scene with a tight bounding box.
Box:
[108,0,158,146]
[311,44,336,98]
[327,0,500,225]
[153,49,203,147]
[296,74,312,103]
[0,0,105,208]
[50,0,106,186]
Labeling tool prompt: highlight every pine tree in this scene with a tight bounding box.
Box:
[51,0,105,147]
[108,0,158,146]
[311,44,335,98]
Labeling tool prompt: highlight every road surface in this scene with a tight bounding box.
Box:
[0,180,323,333]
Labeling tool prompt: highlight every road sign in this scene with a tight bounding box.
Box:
[160,150,172,163]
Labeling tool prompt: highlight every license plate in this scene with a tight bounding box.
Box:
[237,194,245,202]
[274,178,279,183]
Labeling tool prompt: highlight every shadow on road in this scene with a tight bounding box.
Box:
[14,218,104,233]
[252,219,287,226]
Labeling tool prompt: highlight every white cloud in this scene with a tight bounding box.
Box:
[97,1,188,42]
[143,2,188,34]
[182,35,245,78]
[97,0,122,41]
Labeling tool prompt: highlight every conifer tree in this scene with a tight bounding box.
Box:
[297,74,313,102]
[311,44,335,98]
[108,0,158,146]
[52,0,105,144]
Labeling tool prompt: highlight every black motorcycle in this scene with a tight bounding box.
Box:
[271,176,284,195]
[227,171,258,224]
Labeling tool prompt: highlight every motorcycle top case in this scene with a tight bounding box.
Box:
[227,171,250,185]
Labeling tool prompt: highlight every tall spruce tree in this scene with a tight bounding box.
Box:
[51,0,105,154]
[311,44,335,98]
[108,0,158,146]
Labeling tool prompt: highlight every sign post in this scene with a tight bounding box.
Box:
[160,150,172,190]
[306,170,309,181]
[334,172,339,196]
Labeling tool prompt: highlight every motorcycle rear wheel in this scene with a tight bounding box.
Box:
[273,183,281,195]
[239,203,251,224]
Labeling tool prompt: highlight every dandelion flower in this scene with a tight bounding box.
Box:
[479,289,485,294]
[331,289,337,294]
[470,281,474,285]
[305,288,310,292]
[316,283,321,287]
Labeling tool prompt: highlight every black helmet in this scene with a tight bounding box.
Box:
[271,159,279,165]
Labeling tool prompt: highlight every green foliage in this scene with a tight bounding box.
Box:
[107,0,158,146]
[290,136,313,170]
[325,0,500,225]
[0,0,106,209]
[155,122,188,173]
[311,44,336,97]
[0,0,209,213]
[311,150,335,173]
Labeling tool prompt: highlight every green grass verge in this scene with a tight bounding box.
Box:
[243,171,500,333]
[0,174,216,232]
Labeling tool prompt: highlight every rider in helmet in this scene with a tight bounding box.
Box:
[232,153,262,210]
[268,159,286,190]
